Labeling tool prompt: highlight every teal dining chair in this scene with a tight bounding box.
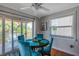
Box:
[18,35,25,41]
[18,40,42,56]
[36,34,43,40]
[38,38,53,56]
[43,38,53,55]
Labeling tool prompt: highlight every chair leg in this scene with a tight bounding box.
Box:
[19,52,21,56]
[43,53,51,56]
[48,54,51,56]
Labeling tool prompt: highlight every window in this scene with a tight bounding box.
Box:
[50,15,73,37]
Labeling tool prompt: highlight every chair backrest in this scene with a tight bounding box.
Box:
[50,38,53,48]
[18,41,32,56]
[36,34,43,40]
[48,38,53,52]
[18,35,24,41]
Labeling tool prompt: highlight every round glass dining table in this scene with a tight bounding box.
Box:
[25,39,49,55]
[25,39,49,48]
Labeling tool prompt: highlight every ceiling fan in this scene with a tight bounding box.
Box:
[21,3,50,12]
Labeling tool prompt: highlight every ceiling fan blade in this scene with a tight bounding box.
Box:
[20,4,32,10]
[20,7,31,10]
[39,6,50,11]
[31,6,37,15]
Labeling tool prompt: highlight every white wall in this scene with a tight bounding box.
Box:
[40,6,79,55]
[35,18,42,34]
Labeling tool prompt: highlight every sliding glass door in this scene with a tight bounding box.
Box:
[26,22,33,39]
[13,18,21,48]
[0,15,35,55]
[22,20,33,39]
[22,20,26,37]
[0,16,2,54]
[5,17,12,53]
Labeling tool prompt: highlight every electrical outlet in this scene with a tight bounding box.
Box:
[70,45,74,48]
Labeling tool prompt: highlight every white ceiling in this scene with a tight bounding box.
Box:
[0,3,79,18]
